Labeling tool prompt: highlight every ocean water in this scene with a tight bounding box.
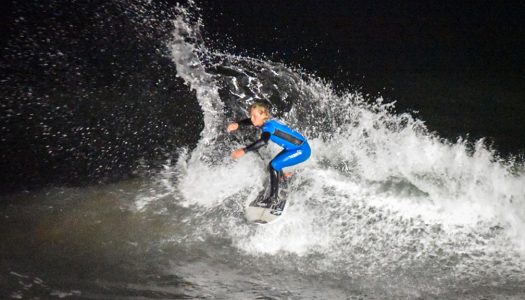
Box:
[1,1,525,299]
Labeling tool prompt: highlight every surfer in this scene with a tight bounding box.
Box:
[227,102,311,203]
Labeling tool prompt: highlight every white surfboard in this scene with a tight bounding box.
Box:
[244,197,287,224]
[244,180,289,224]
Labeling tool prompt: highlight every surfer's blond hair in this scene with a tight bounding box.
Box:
[250,102,270,120]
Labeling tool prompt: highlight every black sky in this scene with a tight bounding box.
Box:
[197,1,524,72]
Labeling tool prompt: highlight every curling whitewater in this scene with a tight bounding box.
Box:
[133,2,525,297]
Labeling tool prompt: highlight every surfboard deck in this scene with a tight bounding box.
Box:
[244,197,287,224]
[244,178,289,224]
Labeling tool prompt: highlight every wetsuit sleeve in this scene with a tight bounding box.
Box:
[237,118,252,127]
[244,132,271,152]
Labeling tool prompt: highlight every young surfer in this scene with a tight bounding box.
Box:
[227,102,311,203]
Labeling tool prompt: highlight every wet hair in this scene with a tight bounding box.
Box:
[250,102,270,119]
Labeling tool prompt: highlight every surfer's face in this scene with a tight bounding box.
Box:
[250,108,267,127]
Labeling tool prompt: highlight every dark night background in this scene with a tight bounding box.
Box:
[198,0,525,152]
[1,0,524,194]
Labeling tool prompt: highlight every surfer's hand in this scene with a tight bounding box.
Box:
[231,148,245,159]
[227,123,239,133]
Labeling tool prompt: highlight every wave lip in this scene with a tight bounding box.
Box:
[135,1,525,297]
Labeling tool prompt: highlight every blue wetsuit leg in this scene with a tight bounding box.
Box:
[265,142,311,202]
[270,142,311,171]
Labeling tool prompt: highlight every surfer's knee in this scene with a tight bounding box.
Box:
[302,142,312,160]
[270,160,282,172]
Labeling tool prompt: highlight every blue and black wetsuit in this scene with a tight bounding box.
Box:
[238,118,311,201]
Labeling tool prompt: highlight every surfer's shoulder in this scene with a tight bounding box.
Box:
[265,119,287,126]
[262,119,283,132]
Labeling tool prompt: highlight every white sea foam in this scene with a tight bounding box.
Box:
[136,2,525,287]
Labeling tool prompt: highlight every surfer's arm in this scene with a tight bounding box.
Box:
[244,132,271,152]
[227,118,252,133]
[237,118,252,127]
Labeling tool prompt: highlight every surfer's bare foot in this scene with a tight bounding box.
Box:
[281,172,293,181]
